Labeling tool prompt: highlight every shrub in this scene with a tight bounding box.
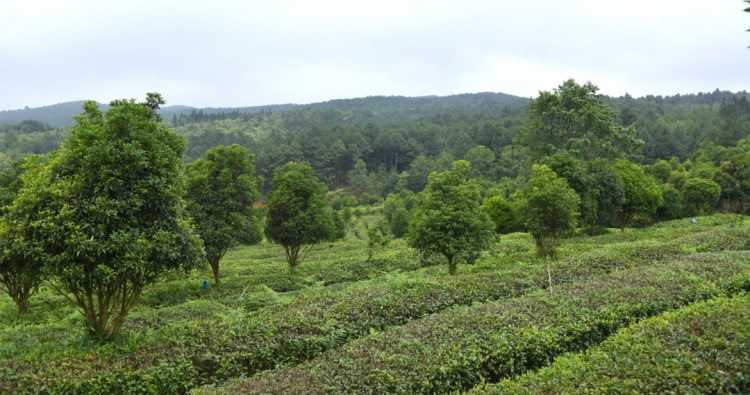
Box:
[224,251,750,394]
[476,294,750,394]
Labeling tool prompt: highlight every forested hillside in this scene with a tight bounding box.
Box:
[3,89,746,190]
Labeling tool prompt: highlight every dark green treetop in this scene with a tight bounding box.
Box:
[519,79,643,162]
[11,95,203,340]
[186,144,262,285]
[264,161,336,272]
[407,160,495,275]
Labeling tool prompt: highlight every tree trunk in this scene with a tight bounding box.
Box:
[209,256,221,286]
[285,244,301,274]
[13,293,29,315]
[447,253,456,275]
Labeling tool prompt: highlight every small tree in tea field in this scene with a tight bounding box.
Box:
[0,156,49,315]
[682,177,721,216]
[264,161,336,273]
[186,144,263,285]
[518,164,580,292]
[407,160,495,275]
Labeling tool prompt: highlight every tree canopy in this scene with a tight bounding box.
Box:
[407,160,495,275]
[682,178,721,216]
[264,161,336,272]
[518,164,580,259]
[614,159,663,231]
[186,144,263,285]
[518,79,643,162]
[0,156,49,314]
[11,95,203,340]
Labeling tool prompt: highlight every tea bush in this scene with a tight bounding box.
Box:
[1,216,748,394]
[218,252,750,394]
[474,293,750,394]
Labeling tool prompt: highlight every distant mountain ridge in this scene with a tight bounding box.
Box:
[0,92,528,128]
[4,90,746,129]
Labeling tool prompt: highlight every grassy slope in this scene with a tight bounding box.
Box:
[0,214,747,394]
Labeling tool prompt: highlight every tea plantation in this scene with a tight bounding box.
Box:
[1,213,748,394]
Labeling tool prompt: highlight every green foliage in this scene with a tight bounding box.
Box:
[715,150,750,214]
[464,145,495,179]
[478,294,750,394]
[682,177,721,216]
[655,183,684,221]
[408,160,495,275]
[366,222,390,260]
[359,192,382,206]
[518,165,580,258]
[519,79,643,161]
[0,156,31,208]
[346,159,370,199]
[585,158,625,234]
[4,216,748,394]
[227,251,750,395]
[650,159,673,183]
[383,190,418,222]
[613,159,663,230]
[264,161,336,272]
[390,207,410,238]
[481,195,519,234]
[0,156,49,314]
[12,96,203,341]
[327,188,357,210]
[331,210,347,240]
[185,144,262,285]
[383,190,417,238]
[541,152,594,228]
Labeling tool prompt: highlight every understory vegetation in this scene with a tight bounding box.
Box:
[1,214,748,394]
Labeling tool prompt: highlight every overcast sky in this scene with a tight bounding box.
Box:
[1,0,748,110]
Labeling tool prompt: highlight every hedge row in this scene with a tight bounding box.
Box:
[2,225,747,394]
[139,248,423,308]
[210,251,750,394]
[473,292,750,394]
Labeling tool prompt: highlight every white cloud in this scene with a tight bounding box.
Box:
[1,0,748,110]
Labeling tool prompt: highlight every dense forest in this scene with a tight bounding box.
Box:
[2,87,748,193]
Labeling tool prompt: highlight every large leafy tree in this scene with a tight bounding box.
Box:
[265,161,336,272]
[518,79,643,162]
[613,160,663,231]
[13,95,203,340]
[0,156,48,314]
[407,160,495,275]
[185,144,262,285]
